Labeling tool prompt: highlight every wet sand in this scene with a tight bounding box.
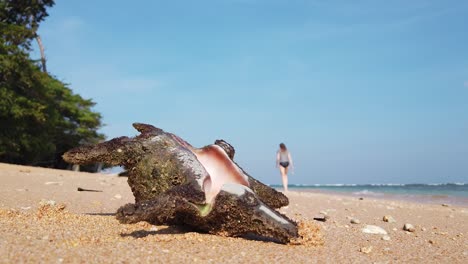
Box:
[0,163,467,263]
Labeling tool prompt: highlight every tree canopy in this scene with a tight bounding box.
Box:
[0,0,104,168]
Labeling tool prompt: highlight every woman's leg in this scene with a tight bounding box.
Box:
[280,166,288,192]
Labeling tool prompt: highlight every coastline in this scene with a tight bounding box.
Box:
[285,187,468,208]
[1,163,467,263]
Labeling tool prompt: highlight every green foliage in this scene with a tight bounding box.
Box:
[1,0,55,51]
[0,0,104,168]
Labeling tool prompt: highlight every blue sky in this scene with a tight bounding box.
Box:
[33,0,468,184]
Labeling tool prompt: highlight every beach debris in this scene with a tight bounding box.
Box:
[383,215,396,223]
[15,188,29,192]
[358,197,364,200]
[313,214,330,222]
[359,246,373,254]
[77,187,103,192]
[350,218,360,224]
[20,206,31,210]
[63,123,304,244]
[403,223,415,232]
[382,235,391,241]
[441,203,450,207]
[114,194,122,199]
[362,225,387,235]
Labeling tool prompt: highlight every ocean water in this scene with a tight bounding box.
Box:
[271,183,468,206]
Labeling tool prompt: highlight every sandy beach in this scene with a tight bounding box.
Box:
[0,162,466,263]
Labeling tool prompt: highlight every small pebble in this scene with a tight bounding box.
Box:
[114,194,122,199]
[362,225,387,235]
[360,246,373,254]
[382,235,391,241]
[313,214,329,222]
[350,218,360,224]
[44,182,63,186]
[403,223,415,232]
[383,215,396,223]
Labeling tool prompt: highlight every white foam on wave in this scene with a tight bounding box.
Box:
[368,183,405,187]
[352,189,384,196]
[300,183,358,187]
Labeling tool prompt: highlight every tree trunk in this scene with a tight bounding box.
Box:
[35,35,47,72]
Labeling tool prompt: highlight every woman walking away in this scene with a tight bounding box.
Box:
[276,143,293,192]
